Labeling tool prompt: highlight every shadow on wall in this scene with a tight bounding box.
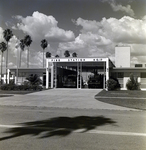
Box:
[0,115,116,141]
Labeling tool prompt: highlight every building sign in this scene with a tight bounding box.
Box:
[47,58,107,62]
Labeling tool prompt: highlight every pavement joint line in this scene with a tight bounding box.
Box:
[0,104,142,111]
[77,130,146,137]
[0,124,22,128]
[95,96,146,99]
[0,124,146,137]
[0,105,142,112]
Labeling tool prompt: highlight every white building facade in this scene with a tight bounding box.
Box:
[45,57,113,90]
[6,46,146,90]
[112,46,146,90]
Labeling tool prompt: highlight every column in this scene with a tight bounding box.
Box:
[106,58,109,90]
[53,62,57,88]
[8,69,10,84]
[51,63,54,88]
[80,62,82,89]
[77,62,79,89]
[46,60,49,89]
[103,61,105,89]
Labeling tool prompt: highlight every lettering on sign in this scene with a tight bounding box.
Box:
[68,58,86,62]
[93,58,102,61]
[49,58,105,62]
[51,59,60,62]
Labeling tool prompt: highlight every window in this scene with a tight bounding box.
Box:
[111,72,124,78]
[111,72,117,78]
[141,73,146,78]
[135,64,142,67]
[117,72,124,78]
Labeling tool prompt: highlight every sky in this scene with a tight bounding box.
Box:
[0,0,146,68]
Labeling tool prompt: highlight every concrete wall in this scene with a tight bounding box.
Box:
[115,46,131,67]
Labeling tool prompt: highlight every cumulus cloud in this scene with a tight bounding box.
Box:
[1,11,146,67]
[102,16,146,44]
[59,16,146,66]
[75,16,146,44]
[58,33,113,58]
[0,27,4,42]
[103,0,135,17]
[7,35,20,67]
[13,11,75,42]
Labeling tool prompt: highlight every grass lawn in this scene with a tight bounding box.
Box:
[0,89,51,96]
[0,94,13,97]
[0,90,39,95]
[95,90,146,110]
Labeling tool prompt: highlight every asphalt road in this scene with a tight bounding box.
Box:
[0,106,146,150]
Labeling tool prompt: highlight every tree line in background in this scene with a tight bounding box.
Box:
[0,28,78,84]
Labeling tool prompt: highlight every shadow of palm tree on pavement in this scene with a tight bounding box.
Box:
[0,115,116,141]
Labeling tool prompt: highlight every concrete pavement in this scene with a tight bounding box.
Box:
[0,89,139,111]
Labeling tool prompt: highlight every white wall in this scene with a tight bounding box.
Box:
[115,46,131,67]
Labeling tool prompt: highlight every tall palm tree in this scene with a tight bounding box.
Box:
[26,74,42,85]
[64,50,70,57]
[46,52,51,58]
[24,35,32,68]
[0,42,7,84]
[3,29,13,84]
[19,39,25,67]
[41,39,48,68]
[55,55,59,57]
[72,52,77,57]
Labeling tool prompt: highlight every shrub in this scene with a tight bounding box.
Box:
[107,77,120,91]
[1,84,17,90]
[126,74,140,90]
[26,74,42,85]
[0,83,43,91]
[31,85,43,91]
[110,76,121,89]
[107,79,117,91]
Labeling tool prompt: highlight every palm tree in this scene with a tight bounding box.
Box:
[41,39,48,68]
[72,52,77,57]
[24,35,32,68]
[46,52,51,58]
[55,55,59,57]
[0,42,7,84]
[3,29,13,84]
[26,74,42,85]
[19,39,25,67]
[64,50,70,57]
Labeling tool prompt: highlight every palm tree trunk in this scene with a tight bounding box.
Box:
[1,52,3,84]
[6,42,8,84]
[43,49,44,68]
[27,47,29,68]
[19,50,22,67]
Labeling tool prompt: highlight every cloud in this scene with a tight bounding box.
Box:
[13,11,75,42]
[59,16,146,66]
[75,16,146,44]
[103,0,135,17]
[1,11,146,68]
[101,16,146,44]
[0,27,4,42]
[7,35,20,67]
[58,33,113,58]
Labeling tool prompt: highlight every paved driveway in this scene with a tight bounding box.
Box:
[0,89,139,111]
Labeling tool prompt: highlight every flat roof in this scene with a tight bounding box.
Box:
[47,57,115,68]
[8,68,46,73]
[47,57,108,62]
[113,67,146,70]
[112,67,146,72]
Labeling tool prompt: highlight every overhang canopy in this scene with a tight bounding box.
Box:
[112,67,146,73]
[8,68,46,73]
